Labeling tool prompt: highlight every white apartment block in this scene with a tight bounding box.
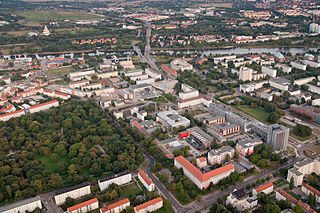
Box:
[196,157,207,168]
[136,78,155,85]
[213,55,237,64]
[98,172,132,191]
[302,60,320,68]
[170,58,193,71]
[81,83,102,91]
[174,156,234,189]
[29,100,59,114]
[269,78,290,91]
[308,84,320,95]
[134,197,163,213]
[275,64,292,73]
[138,170,155,192]
[179,83,199,100]
[293,77,315,86]
[54,183,91,205]
[208,146,235,165]
[67,198,99,213]
[287,158,320,186]
[0,109,25,122]
[69,80,90,89]
[69,70,95,79]
[124,69,143,77]
[0,196,42,213]
[239,67,253,81]
[262,66,277,77]
[301,184,320,203]
[100,198,130,213]
[226,190,258,211]
[130,74,149,81]
[43,90,70,100]
[290,61,307,70]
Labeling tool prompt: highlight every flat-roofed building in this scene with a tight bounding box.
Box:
[218,124,240,136]
[208,146,235,165]
[81,83,102,91]
[267,124,289,151]
[226,189,258,211]
[201,115,225,125]
[69,80,90,89]
[67,198,99,213]
[138,170,155,192]
[262,66,277,77]
[54,182,91,205]
[157,110,190,130]
[174,156,234,189]
[294,77,315,86]
[0,196,42,213]
[187,126,213,149]
[134,197,163,213]
[269,78,291,91]
[69,70,95,79]
[98,172,132,191]
[236,138,262,156]
[290,61,307,70]
[196,157,207,168]
[275,64,292,73]
[252,182,274,196]
[100,198,130,213]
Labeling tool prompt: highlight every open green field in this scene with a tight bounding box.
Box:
[236,105,269,123]
[304,144,320,158]
[47,66,76,76]
[35,155,70,173]
[19,10,100,22]
[290,130,316,142]
[120,182,141,198]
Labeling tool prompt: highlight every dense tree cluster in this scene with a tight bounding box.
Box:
[293,124,312,137]
[0,100,144,204]
[249,144,286,169]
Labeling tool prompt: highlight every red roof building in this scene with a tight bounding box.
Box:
[253,182,274,195]
[100,198,130,213]
[67,198,99,213]
[138,170,155,192]
[134,197,163,213]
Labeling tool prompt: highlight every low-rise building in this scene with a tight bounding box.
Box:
[81,83,102,91]
[196,157,207,168]
[289,104,320,124]
[54,182,91,205]
[218,124,240,136]
[290,61,307,70]
[69,80,90,89]
[174,156,235,189]
[276,189,315,212]
[145,68,161,79]
[67,198,99,213]
[29,100,59,114]
[293,77,315,86]
[226,189,258,211]
[98,172,132,191]
[262,66,277,77]
[157,110,190,130]
[275,64,292,73]
[252,182,274,196]
[236,138,262,156]
[138,170,155,192]
[301,184,320,203]
[43,89,70,100]
[269,78,291,91]
[0,109,25,122]
[208,146,235,165]
[100,198,130,213]
[134,197,163,213]
[170,58,193,71]
[0,196,42,213]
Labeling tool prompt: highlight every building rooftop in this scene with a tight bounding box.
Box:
[254,182,273,193]
[0,196,41,212]
[98,171,130,183]
[208,145,234,157]
[100,198,130,212]
[138,170,153,186]
[67,198,98,212]
[55,182,91,196]
[134,197,163,212]
[232,188,248,200]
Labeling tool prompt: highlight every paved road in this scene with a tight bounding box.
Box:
[40,192,63,213]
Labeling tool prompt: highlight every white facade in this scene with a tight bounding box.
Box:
[307,84,320,95]
[239,67,253,81]
[302,60,320,68]
[54,184,91,205]
[138,170,155,192]
[136,78,155,85]
[0,196,42,213]
[290,61,307,70]
[29,100,59,114]
[0,110,25,122]
[178,97,202,109]
[170,58,193,71]
[68,198,99,213]
[269,78,290,91]
[145,68,161,79]
[157,110,190,130]
[252,182,274,196]
[275,64,292,73]
[179,83,199,100]
[312,99,320,106]
[81,83,102,91]
[98,172,132,191]
[130,74,149,81]
[262,66,277,77]
[69,70,95,78]
[69,80,90,89]
[100,198,130,213]
[134,197,163,213]
[208,146,235,165]
[293,77,315,86]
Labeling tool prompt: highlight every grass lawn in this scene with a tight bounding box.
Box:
[35,155,70,173]
[290,130,316,142]
[304,144,320,158]
[47,66,76,76]
[120,182,141,198]
[19,10,100,22]
[236,105,269,123]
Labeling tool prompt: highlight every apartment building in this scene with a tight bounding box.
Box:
[67,198,99,213]
[239,67,253,81]
[262,66,277,77]
[69,80,90,89]
[0,196,42,213]
[226,189,258,211]
[208,146,235,165]
[54,182,91,205]
[236,138,262,156]
[290,61,307,70]
[293,77,315,86]
[174,156,234,189]
[29,100,59,114]
[276,189,315,212]
[134,197,163,213]
[98,172,132,191]
[100,198,130,213]
[301,184,320,203]
[138,170,155,192]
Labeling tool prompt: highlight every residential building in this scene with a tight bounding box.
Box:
[226,189,258,211]
[81,83,102,91]
[261,93,273,101]
[218,124,240,136]
[161,64,177,77]
[276,189,315,212]
[69,70,95,79]
[287,158,320,186]
[307,84,320,95]
[54,182,91,205]
[0,110,25,122]
[157,110,190,130]
[267,124,289,151]
[98,172,132,191]
[196,157,207,168]
[262,66,277,77]
[174,156,235,189]
[100,198,130,213]
[69,80,90,89]
[43,90,70,100]
[289,104,320,124]
[208,146,235,165]
[145,68,161,79]
[29,100,59,114]
[290,61,307,70]
[67,198,99,213]
[301,184,320,203]
[0,196,42,213]
[187,126,213,149]
[239,67,253,81]
[134,197,163,213]
[293,77,315,86]
[302,60,320,68]
[138,170,155,192]
[124,69,143,77]
[269,78,291,91]
[236,138,262,156]
[252,182,274,196]
[275,64,292,73]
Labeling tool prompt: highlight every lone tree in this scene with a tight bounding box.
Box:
[289,177,294,190]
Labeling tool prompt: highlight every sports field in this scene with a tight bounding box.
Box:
[237,105,269,123]
[19,10,100,22]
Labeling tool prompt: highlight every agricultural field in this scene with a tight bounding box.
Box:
[19,10,100,22]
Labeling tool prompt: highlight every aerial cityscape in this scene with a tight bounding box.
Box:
[1,0,320,212]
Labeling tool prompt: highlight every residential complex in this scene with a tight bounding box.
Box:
[138,170,155,192]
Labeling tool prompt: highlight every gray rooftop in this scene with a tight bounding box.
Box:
[0,196,41,212]
[209,145,234,157]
